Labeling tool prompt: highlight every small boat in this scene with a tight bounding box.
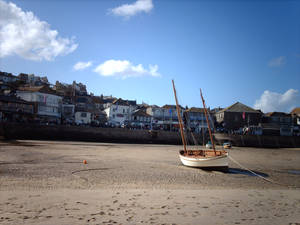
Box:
[179,150,228,168]
[172,80,229,169]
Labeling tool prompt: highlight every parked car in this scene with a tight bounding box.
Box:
[223,142,232,149]
[206,141,212,149]
[76,120,84,126]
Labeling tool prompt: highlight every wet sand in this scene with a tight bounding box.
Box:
[0,140,300,224]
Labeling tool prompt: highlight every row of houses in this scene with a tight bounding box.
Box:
[0,80,213,131]
[214,102,300,136]
[0,71,300,135]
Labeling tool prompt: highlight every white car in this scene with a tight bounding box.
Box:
[206,142,212,149]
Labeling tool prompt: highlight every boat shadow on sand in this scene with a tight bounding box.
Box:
[197,167,269,177]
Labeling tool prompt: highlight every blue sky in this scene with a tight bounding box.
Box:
[0,0,299,112]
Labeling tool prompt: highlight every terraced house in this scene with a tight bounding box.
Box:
[0,95,34,122]
[215,102,263,131]
[16,86,62,124]
[184,107,214,133]
[104,98,137,126]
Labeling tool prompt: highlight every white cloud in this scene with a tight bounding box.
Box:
[93,59,160,79]
[110,0,153,18]
[0,0,77,61]
[73,61,92,71]
[268,56,286,67]
[254,89,299,113]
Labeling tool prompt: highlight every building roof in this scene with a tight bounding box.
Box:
[265,112,291,117]
[132,109,151,117]
[91,96,104,104]
[146,105,160,109]
[162,104,176,109]
[185,107,205,113]
[291,107,300,115]
[210,107,224,113]
[217,102,261,114]
[18,85,56,95]
[162,104,184,109]
[137,103,149,108]
[112,98,136,106]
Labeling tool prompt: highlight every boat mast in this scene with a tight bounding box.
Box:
[200,89,216,154]
[172,80,187,153]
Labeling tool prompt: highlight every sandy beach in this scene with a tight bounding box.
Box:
[0,140,300,224]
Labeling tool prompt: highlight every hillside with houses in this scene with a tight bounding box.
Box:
[0,71,299,137]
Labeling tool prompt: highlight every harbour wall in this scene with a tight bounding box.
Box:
[214,133,300,148]
[1,123,299,147]
[0,122,207,145]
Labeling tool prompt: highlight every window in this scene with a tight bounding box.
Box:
[38,95,44,103]
[81,112,87,117]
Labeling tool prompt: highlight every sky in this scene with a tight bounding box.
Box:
[0,0,299,112]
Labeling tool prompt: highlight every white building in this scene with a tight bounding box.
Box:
[146,105,165,125]
[147,105,184,128]
[16,86,62,121]
[104,98,137,126]
[75,111,91,125]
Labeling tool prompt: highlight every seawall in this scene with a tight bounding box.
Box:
[214,133,300,148]
[2,123,299,147]
[1,122,206,145]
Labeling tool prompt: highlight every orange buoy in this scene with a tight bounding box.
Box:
[83,160,87,164]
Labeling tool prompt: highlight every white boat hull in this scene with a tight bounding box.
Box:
[179,152,229,168]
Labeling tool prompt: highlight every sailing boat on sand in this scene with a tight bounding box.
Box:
[172,80,229,169]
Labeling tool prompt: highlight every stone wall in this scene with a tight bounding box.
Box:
[214,133,300,148]
[1,122,209,145]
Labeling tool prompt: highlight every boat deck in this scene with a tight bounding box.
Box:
[180,149,228,158]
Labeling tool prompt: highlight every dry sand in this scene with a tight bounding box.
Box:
[0,140,300,224]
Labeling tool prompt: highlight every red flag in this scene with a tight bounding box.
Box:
[242,112,245,120]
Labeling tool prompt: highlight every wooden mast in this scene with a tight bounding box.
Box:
[200,89,216,155]
[172,80,187,153]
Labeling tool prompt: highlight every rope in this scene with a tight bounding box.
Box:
[71,168,110,174]
[228,155,299,189]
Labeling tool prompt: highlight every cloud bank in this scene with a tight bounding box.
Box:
[94,59,160,79]
[110,0,153,18]
[268,56,286,67]
[254,89,299,113]
[73,61,92,71]
[0,0,77,61]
